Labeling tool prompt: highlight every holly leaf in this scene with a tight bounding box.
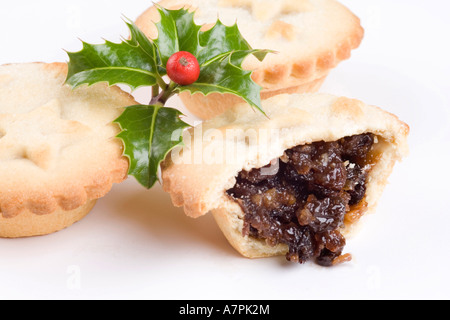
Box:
[153,6,202,69]
[177,50,271,115]
[115,105,190,189]
[66,19,159,90]
[197,21,254,65]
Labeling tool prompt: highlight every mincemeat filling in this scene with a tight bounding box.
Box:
[227,133,376,266]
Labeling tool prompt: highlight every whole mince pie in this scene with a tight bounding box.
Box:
[161,93,409,266]
[0,63,134,238]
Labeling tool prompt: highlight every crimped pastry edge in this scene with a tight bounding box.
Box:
[0,200,96,238]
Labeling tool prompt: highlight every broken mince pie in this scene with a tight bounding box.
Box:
[161,93,409,266]
[136,0,364,119]
[0,63,135,238]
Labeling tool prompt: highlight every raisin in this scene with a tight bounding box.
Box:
[340,134,375,163]
[297,194,349,233]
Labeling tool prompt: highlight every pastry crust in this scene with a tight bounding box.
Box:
[161,93,409,258]
[136,0,364,119]
[0,200,96,238]
[0,63,135,237]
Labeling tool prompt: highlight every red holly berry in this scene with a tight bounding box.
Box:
[166,51,200,86]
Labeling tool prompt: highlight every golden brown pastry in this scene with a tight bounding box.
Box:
[136,0,364,119]
[0,63,135,238]
[161,93,409,265]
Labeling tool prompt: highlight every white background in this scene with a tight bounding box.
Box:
[1,0,449,300]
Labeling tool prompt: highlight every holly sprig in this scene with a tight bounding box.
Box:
[65,6,271,189]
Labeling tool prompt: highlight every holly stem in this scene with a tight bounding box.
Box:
[155,74,168,91]
[152,85,160,99]
[158,81,178,105]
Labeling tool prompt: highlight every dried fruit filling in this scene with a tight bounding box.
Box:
[227,133,376,266]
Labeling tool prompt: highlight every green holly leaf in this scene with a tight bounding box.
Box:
[197,21,254,65]
[115,105,190,189]
[66,19,159,90]
[177,50,271,115]
[153,6,202,69]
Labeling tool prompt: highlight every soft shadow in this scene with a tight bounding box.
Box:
[99,180,239,257]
